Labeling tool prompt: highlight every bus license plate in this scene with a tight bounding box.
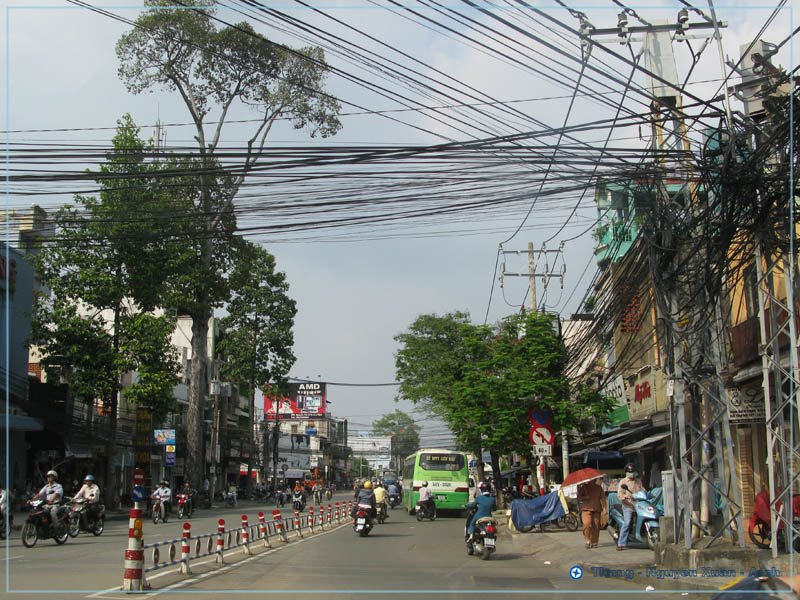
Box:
[436,495,446,501]
[484,538,495,548]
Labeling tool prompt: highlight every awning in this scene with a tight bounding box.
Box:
[620,431,671,453]
[0,414,44,432]
[569,424,649,457]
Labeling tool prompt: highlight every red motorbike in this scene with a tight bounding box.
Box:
[176,493,192,519]
[748,490,800,551]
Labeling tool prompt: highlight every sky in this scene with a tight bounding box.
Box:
[2,0,796,446]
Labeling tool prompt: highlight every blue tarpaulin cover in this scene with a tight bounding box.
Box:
[510,491,566,529]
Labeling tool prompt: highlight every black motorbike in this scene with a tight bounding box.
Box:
[21,499,70,547]
[67,498,106,537]
[465,505,498,560]
[353,503,374,537]
[416,499,437,521]
[388,494,401,509]
[376,502,388,524]
[0,505,12,540]
[293,492,306,512]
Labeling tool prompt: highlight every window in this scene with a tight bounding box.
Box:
[419,453,465,471]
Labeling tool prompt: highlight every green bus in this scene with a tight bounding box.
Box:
[402,449,470,513]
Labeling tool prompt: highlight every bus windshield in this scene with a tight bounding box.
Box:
[419,452,465,471]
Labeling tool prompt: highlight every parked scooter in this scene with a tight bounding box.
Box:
[353,503,374,537]
[21,499,70,547]
[67,498,106,537]
[416,499,437,521]
[607,486,663,549]
[464,505,498,560]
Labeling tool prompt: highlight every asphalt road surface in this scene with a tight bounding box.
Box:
[1,500,708,599]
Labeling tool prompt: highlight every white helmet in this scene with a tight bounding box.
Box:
[46,470,58,479]
[421,481,428,487]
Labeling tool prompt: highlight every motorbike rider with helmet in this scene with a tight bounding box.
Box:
[73,474,101,521]
[151,480,172,516]
[418,480,434,514]
[466,482,496,541]
[181,481,195,516]
[32,470,64,523]
[616,463,644,551]
[356,480,377,521]
[373,481,388,517]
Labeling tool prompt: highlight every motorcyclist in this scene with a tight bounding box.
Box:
[466,481,496,541]
[151,480,172,516]
[73,474,101,522]
[181,481,195,516]
[373,481,388,518]
[418,480,434,514]
[387,481,401,503]
[312,481,323,504]
[616,463,643,551]
[292,482,306,509]
[356,480,377,521]
[32,470,63,524]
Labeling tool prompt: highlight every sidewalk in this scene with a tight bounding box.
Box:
[503,518,737,593]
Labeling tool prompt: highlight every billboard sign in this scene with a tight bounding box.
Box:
[264,382,327,419]
[153,429,176,445]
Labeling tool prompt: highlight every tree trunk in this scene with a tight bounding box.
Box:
[186,312,209,491]
[490,450,503,508]
[104,299,122,507]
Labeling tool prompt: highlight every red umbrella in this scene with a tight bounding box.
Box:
[561,468,604,489]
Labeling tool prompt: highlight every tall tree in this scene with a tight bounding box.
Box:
[217,240,297,496]
[32,115,181,504]
[395,311,615,495]
[372,410,421,468]
[116,0,341,486]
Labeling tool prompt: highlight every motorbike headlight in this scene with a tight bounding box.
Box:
[646,506,656,514]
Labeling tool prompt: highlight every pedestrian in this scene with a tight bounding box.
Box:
[577,479,603,548]
[616,463,643,551]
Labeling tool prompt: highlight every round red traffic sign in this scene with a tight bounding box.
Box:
[529,424,555,445]
[133,467,145,485]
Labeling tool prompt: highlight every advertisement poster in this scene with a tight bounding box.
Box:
[153,429,176,445]
[264,382,327,419]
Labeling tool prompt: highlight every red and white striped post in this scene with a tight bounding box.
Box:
[216,519,225,563]
[258,511,271,548]
[335,501,340,523]
[122,505,147,591]
[180,522,192,574]
[294,510,303,538]
[272,509,287,543]
[348,500,353,520]
[327,504,333,528]
[308,506,315,533]
[241,515,251,555]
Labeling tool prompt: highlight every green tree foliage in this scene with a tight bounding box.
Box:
[372,410,421,462]
[32,115,181,503]
[116,1,341,487]
[217,240,297,493]
[395,311,615,487]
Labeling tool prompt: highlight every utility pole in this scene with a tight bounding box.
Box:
[502,242,565,493]
[587,9,743,549]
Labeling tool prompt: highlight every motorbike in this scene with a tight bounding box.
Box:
[176,493,192,519]
[465,505,498,560]
[388,494,401,509]
[67,498,105,537]
[416,499,437,521]
[607,486,662,549]
[224,490,237,508]
[376,502,388,524]
[293,492,306,512]
[21,499,70,547]
[151,497,169,524]
[313,489,323,505]
[353,503,374,537]
[748,490,800,551]
[0,505,12,540]
[325,489,333,501]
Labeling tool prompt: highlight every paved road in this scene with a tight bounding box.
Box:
[1,498,715,599]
